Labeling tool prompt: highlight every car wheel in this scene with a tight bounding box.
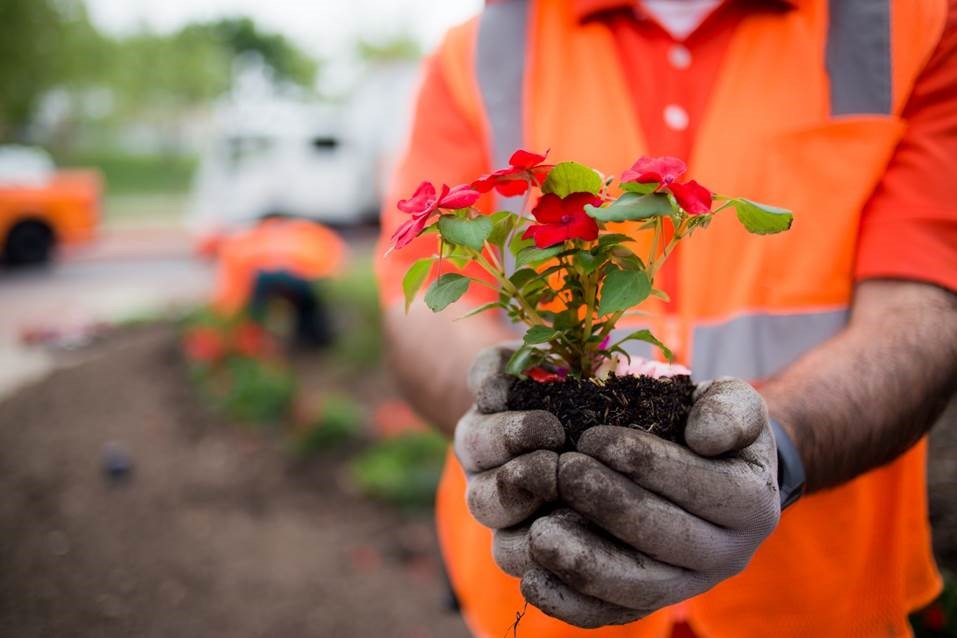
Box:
[5,220,54,266]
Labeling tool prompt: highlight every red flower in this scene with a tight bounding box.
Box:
[621,156,712,215]
[233,322,272,358]
[522,192,602,248]
[668,179,712,215]
[391,181,480,250]
[621,156,687,186]
[473,148,552,197]
[527,367,562,383]
[184,327,225,364]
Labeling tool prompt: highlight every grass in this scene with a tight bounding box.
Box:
[58,151,198,195]
[349,431,448,509]
[323,251,383,371]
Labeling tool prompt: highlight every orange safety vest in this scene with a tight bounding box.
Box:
[213,218,346,314]
[433,1,947,636]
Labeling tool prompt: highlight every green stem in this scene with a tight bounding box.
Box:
[468,248,548,326]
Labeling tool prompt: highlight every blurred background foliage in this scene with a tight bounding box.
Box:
[0,0,317,140]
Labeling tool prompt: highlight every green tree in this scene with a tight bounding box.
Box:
[182,17,319,88]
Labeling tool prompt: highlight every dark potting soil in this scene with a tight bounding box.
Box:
[507,374,695,446]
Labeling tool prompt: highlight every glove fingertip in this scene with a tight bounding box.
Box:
[468,346,513,395]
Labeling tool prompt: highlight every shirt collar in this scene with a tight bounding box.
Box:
[574,0,799,23]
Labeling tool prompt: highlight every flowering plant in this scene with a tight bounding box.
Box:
[391,151,793,379]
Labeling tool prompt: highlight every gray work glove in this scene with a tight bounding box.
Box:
[453,346,565,534]
[511,378,783,628]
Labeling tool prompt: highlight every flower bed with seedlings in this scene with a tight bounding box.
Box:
[391,151,793,443]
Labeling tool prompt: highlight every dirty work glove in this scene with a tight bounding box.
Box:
[453,346,565,531]
[518,378,785,628]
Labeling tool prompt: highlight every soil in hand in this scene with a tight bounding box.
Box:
[507,374,695,446]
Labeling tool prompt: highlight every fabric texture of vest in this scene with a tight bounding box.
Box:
[434,1,948,636]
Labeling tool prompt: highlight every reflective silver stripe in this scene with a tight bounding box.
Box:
[691,309,849,381]
[477,0,529,279]
[826,0,892,115]
[477,0,529,170]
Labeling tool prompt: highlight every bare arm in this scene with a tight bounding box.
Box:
[383,303,513,435]
[762,279,957,493]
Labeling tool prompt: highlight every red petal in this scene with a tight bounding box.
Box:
[669,180,712,215]
[471,176,495,193]
[397,181,437,214]
[531,193,565,223]
[530,224,569,248]
[530,164,553,186]
[527,367,561,383]
[440,184,481,209]
[563,192,603,212]
[494,179,529,197]
[508,148,548,169]
[564,214,599,242]
[390,215,429,250]
[621,156,687,184]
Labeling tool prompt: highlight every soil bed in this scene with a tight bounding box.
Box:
[508,374,695,445]
[0,325,469,638]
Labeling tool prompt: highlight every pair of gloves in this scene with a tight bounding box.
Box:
[454,346,791,628]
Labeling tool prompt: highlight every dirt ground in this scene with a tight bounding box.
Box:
[0,326,470,638]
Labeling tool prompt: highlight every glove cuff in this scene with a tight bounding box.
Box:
[770,418,806,510]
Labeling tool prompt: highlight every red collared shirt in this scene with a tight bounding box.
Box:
[576,0,957,293]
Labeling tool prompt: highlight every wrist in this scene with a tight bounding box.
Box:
[769,417,806,509]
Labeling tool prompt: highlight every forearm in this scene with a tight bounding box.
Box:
[761,279,957,493]
[383,303,513,435]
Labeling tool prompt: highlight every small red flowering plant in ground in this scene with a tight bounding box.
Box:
[391,151,793,440]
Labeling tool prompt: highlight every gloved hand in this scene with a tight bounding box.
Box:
[514,378,783,628]
[453,346,565,533]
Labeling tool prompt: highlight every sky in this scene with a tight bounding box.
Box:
[84,0,483,60]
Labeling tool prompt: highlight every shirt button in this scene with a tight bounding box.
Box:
[663,104,689,131]
[668,44,692,69]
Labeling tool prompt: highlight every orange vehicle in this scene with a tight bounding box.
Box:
[0,147,101,265]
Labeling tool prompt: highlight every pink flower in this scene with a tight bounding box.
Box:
[391,181,480,250]
[522,192,602,248]
[473,148,552,197]
[621,156,713,215]
[621,156,687,186]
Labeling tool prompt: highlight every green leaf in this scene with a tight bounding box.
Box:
[487,211,518,246]
[542,161,603,197]
[575,250,600,274]
[401,258,433,311]
[515,244,564,268]
[613,329,673,361]
[597,233,633,249]
[424,273,470,312]
[649,288,671,302]
[524,325,559,345]
[733,198,794,234]
[586,192,672,222]
[456,301,504,320]
[438,215,494,250]
[620,181,658,195]
[509,232,534,257]
[505,346,542,377]
[598,267,651,316]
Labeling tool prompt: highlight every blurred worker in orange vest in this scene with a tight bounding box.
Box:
[214,214,346,347]
[375,1,957,637]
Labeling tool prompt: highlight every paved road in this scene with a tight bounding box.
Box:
[0,226,213,398]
